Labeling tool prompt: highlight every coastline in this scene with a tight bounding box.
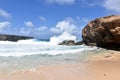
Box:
[0,50,120,80]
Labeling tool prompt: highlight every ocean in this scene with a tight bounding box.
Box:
[0,39,104,72]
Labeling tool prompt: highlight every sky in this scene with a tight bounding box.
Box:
[0,0,120,40]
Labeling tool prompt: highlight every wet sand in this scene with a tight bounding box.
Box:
[0,50,120,80]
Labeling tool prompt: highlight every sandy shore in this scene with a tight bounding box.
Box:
[0,50,120,80]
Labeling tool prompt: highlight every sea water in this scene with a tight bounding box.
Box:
[0,39,102,72]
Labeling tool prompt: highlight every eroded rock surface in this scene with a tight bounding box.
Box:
[82,15,120,50]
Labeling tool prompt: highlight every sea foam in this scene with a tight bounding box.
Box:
[0,39,97,57]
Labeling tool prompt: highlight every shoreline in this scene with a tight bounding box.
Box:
[0,50,120,80]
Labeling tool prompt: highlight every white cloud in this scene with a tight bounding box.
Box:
[0,9,11,19]
[21,17,84,40]
[103,0,120,12]
[20,27,31,36]
[46,0,75,5]
[49,18,81,44]
[38,26,48,31]
[39,16,46,22]
[20,24,49,38]
[50,18,77,34]
[0,21,11,29]
[24,21,34,27]
[0,21,11,32]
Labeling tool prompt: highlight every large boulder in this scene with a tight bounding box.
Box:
[82,15,120,50]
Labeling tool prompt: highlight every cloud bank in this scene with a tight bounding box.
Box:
[24,21,34,27]
[0,21,11,32]
[50,18,77,34]
[103,0,120,12]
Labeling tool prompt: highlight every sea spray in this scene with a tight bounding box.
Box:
[50,32,77,45]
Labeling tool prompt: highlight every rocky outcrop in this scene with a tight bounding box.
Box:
[0,34,33,42]
[59,40,84,45]
[59,40,75,45]
[82,15,120,50]
[74,41,84,45]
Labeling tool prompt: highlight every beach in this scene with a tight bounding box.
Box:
[0,50,120,80]
[0,0,120,80]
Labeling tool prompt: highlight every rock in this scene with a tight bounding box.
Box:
[74,40,84,45]
[59,40,84,46]
[82,15,120,50]
[0,34,33,42]
[59,40,75,45]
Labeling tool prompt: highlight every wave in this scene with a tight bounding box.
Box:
[0,31,77,45]
[50,32,77,45]
[0,39,52,45]
[0,40,97,57]
[0,31,97,57]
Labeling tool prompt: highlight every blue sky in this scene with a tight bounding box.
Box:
[0,0,120,39]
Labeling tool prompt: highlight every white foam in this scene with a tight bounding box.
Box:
[0,42,97,57]
[50,32,76,45]
[0,34,97,57]
[0,39,53,45]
